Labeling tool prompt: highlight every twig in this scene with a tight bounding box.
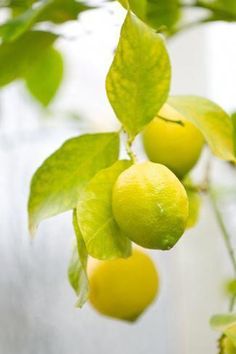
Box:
[125,135,137,164]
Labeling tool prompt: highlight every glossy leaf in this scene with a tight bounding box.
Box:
[68,210,88,308]
[28,132,119,234]
[0,30,57,87]
[106,11,171,138]
[168,96,236,162]
[25,46,63,106]
[77,160,132,260]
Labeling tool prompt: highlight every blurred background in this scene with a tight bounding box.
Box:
[0,1,236,353]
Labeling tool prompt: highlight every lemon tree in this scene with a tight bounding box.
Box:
[25,1,236,339]
[88,248,159,321]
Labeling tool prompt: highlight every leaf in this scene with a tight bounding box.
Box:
[213,0,236,16]
[0,1,50,42]
[186,188,201,229]
[226,279,236,297]
[118,0,180,30]
[77,160,132,260]
[168,96,236,162]
[28,132,119,234]
[231,112,236,157]
[25,46,63,106]
[106,11,171,139]
[37,0,91,24]
[0,30,57,87]
[210,314,236,346]
[68,210,88,308]
[0,0,91,42]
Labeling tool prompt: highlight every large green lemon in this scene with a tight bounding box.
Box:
[112,161,189,250]
[143,104,204,178]
[88,248,159,321]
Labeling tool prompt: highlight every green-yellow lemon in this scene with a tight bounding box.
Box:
[143,104,204,178]
[88,248,159,321]
[112,161,189,250]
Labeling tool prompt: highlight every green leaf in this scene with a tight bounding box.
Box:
[37,0,91,24]
[68,210,88,308]
[106,11,171,139]
[0,30,57,87]
[210,314,236,346]
[77,160,132,260]
[168,96,236,162]
[226,279,236,297]
[0,0,91,42]
[213,0,236,16]
[118,0,180,30]
[231,112,236,157]
[28,132,119,234]
[25,46,63,106]
[221,336,236,354]
[0,1,50,42]
[186,188,201,229]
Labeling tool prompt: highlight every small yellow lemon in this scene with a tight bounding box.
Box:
[143,104,204,178]
[88,248,159,321]
[112,161,189,250]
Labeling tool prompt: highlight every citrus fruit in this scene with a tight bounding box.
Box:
[112,161,189,250]
[88,248,159,321]
[143,103,204,178]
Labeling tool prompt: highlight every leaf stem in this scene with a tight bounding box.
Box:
[125,135,137,164]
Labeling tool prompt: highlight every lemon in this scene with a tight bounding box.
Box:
[112,161,189,250]
[143,104,204,178]
[88,248,159,321]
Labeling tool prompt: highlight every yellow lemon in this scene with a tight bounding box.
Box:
[88,248,159,321]
[112,161,189,250]
[143,104,204,178]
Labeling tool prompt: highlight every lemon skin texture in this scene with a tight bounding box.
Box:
[88,248,159,321]
[143,104,204,178]
[112,161,189,250]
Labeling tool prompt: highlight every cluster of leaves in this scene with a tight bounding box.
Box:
[1,0,236,106]
[0,0,93,105]
[28,11,236,309]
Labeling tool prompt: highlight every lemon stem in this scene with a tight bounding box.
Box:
[125,136,137,164]
[157,114,184,126]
